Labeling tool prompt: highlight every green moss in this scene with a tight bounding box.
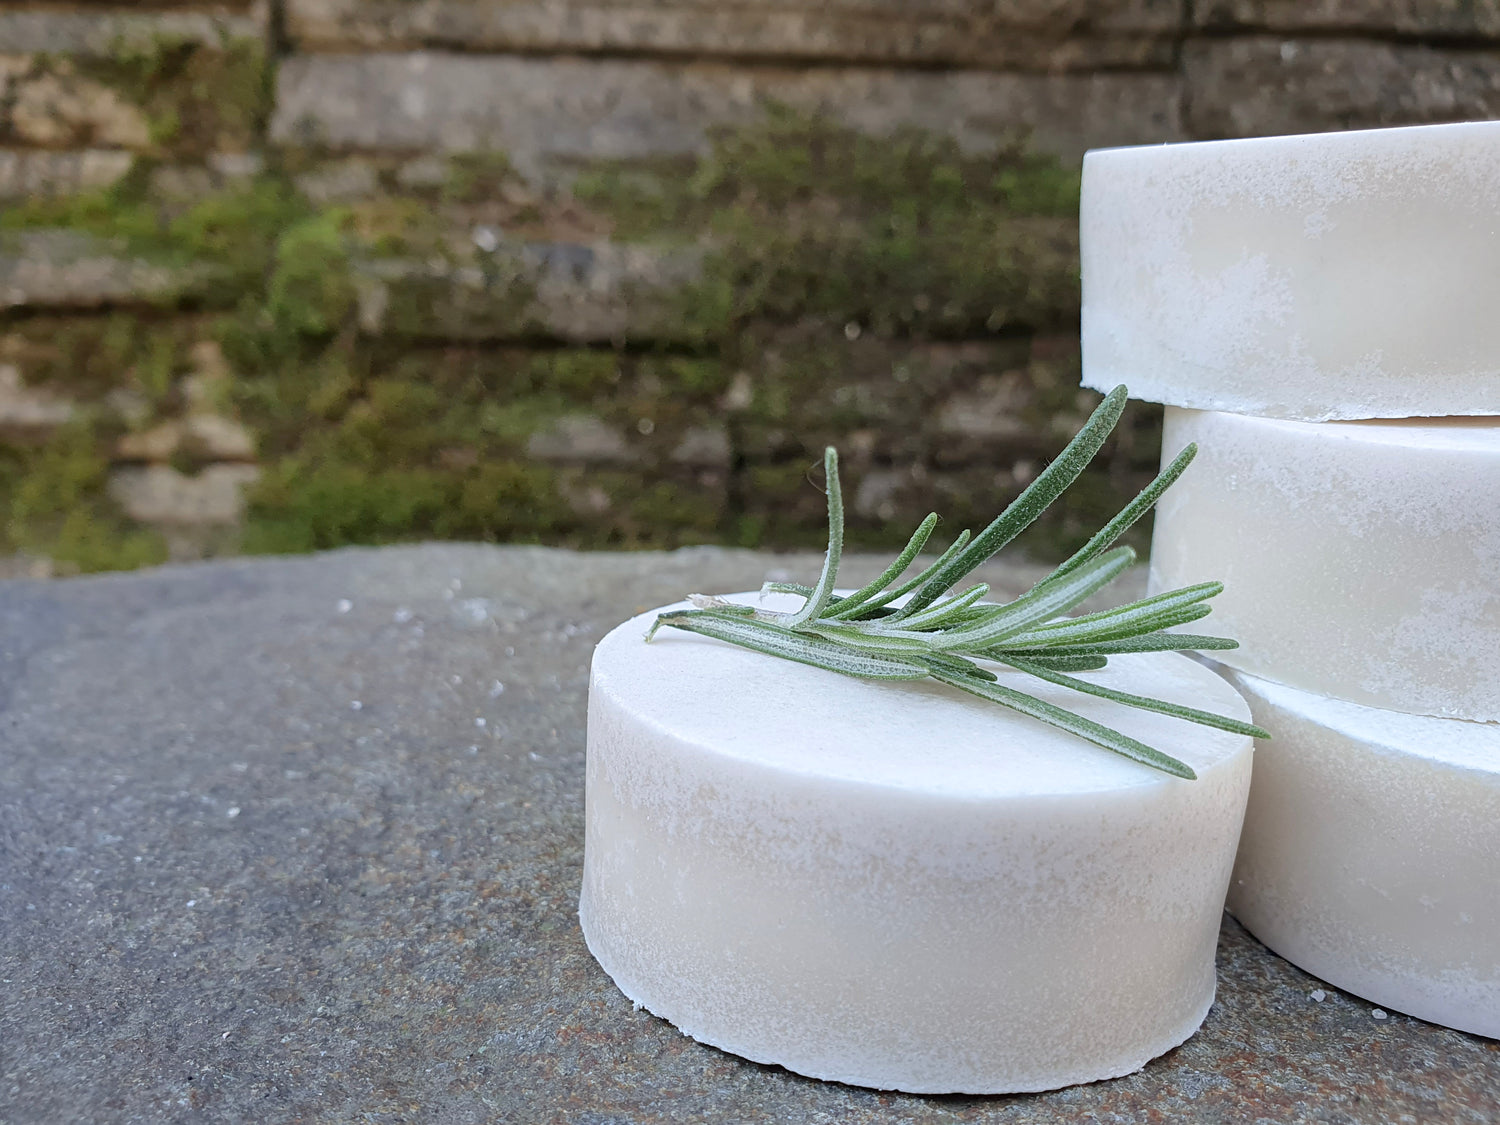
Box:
[0,314,194,405]
[443,152,520,205]
[0,172,162,247]
[582,472,724,547]
[265,211,357,337]
[0,420,167,573]
[523,351,622,398]
[640,355,727,398]
[571,161,698,242]
[575,108,1081,339]
[170,178,302,258]
[347,197,450,257]
[1,172,311,314]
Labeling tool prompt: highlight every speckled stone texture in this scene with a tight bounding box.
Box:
[1,544,1496,1123]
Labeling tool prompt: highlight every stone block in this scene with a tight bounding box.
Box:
[0,15,268,157]
[2,61,152,149]
[0,148,135,200]
[272,53,1182,170]
[0,231,210,311]
[285,0,1183,70]
[295,158,382,204]
[670,424,731,469]
[1184,38,1500,139]
[525,414,636,464]
[1193,1,1500,38]
[0,5,267,56]
[107,463,261,526]
[116,414,256,464]
[0,362,76,430]
[353,241,707,344]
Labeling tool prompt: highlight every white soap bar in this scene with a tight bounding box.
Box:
[1081,121,1500,420]
[580,594,1254,1094]
[1150,407,1500,722]
[1221,666,1500,1038]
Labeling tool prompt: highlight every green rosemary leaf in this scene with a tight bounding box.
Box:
[806,622,942,654]
[936,547,1136,650]
[928,667,1197,780]
[999,656,1271,739]
[653,609,929,680]
[1002,604,1212,651]
[900,385,1129,615]
[995,632,1238,658]
[849,529,973,620]
[823,513,940,620]
[920,653,999,682]
[1004,582,1221,646]
[782,447,845,628]
[1039,581,1223,628]
[1048,443,1198,580]
[867,583,989,631]
[1018,653,1110,672]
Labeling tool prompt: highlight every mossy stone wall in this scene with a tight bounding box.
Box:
[4,2,1498,572]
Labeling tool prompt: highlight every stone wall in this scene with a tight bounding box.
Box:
[3,1,1498,573]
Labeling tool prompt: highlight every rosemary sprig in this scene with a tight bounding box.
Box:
[647,385,1268,779]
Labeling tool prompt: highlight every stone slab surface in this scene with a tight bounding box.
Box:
[271,53,1182,169]
[1,544,1497,1123]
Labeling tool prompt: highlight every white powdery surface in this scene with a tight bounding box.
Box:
[579,594,1254,1094]
[1080,120,1500,420]
[1149,408,1500,722]
[1221,666,1500,1039]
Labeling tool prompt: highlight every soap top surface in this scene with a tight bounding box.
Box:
[592,593,1253,799]
[1228,668,1500,775]
[1080,120,1500,421]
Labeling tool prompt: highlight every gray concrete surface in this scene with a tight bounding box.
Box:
[1,544,1495,1123]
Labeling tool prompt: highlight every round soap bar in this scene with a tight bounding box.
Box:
[1221,666,1500,1038]
[1081,120,1500,420]
[579,595,1255,1094]
[1150,408,1500,722]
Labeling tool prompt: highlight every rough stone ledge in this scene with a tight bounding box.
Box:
[0,4,265,57]
[1184,36,1500,138]
[0,148,135,201]
[0,5,267,56]
[1193,0,1500,39]
[284,0,1182,70]
[272,53,1184,170]
[0,230,213,311]
[0,543,1496,1122]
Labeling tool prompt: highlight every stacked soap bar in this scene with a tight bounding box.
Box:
[1081,121,1500,1039]
[582,594,1255,1094]
[1081,121,1500,420]
[1149,411,1500,721]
